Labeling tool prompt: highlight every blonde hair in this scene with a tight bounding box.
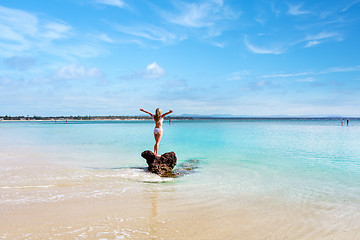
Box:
[154,108,162,122]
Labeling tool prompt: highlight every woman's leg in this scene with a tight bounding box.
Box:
[154,131,163,156]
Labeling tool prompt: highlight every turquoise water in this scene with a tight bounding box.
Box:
[1,119,360,204]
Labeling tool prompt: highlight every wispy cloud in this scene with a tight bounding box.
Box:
[306,31,340,41]
[54,63,104,80]
[167,1,221,27]
[41,21,72,40]
[244,2,348,54]
[305,40,320,48]
[0,5,106,61]
[326,65,360,73]
[0,6,38,55]
[113,23,176,44]
[244,36,283,55]
[291,31,342,48]
[254,31,343,52]
[287,3,310,16]
[120,62,166,80]
[95,33,114,43]
[226,71,250,81]
[341,0,360,12]
[301,32,338,48]
[0,6,37,41]
[211,42,225,48]
[95,0,126,8]
[0,6,72,57]
[259,65,360,78]
[50,44,103,60]
[161,0,239,39]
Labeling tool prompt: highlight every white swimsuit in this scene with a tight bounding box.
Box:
[154,117,163,134]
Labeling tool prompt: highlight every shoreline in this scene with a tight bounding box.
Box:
[1,150,359,239]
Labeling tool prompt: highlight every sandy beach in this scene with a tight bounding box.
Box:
[1,143,359,240]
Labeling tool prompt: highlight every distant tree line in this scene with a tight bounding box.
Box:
[0,115,193,121]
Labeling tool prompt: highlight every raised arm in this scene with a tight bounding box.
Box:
[140,108,153,117]
[161,110,173,118]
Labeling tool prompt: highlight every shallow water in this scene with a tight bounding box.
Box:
[1,119,360,239]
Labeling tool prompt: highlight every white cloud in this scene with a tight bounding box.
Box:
[306,31,338,41]
[167,0,238,28]
[341,0,360,12]
[96,33,114,43]
[300,31,342,48]
[54,63,103,80]
[246,29,340,53]
[244,36,283,55]
[0,6,104,60]
[170,2,218,28]
[143,62,165,79]
[161,0,239,40]
[107,0,240,47]
[0,6,38,39]
[326,65,360,73]
[0,6,72,57]
[305,40,320,48]
[114,23,176,44]
[0,6,71,42]
[211,42,225,48]
[260,71,310,78]
[287,3,310,16]
[119,62,166,80]
[95,0,126,8]
[41,21,72,40]
[0,5,37,52]
[227,75,243,81]
[259,65,360,78]
[226,71,250,81]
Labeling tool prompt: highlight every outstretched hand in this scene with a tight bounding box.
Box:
[162,110,173,117]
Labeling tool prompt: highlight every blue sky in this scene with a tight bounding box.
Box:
[1,0,360,116]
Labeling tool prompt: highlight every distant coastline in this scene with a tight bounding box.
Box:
[0,115,358,121]
[0,115,193,121]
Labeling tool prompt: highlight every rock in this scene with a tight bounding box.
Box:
[141,150,177,176]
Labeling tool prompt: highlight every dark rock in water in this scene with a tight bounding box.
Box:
[161,159,200,178]
[141,150,177,176]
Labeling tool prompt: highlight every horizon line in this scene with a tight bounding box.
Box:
[1,115,359,119]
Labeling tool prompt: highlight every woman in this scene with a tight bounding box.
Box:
[140,108,173,156]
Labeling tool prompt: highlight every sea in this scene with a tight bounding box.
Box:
[1,118,360,239]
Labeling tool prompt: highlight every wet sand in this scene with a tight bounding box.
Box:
[1,147,359,239]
